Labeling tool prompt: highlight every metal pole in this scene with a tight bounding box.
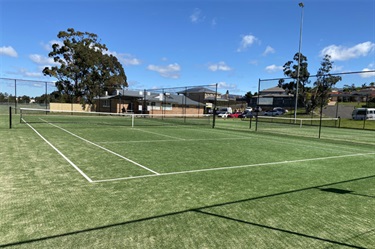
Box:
[212,83,218,128]
[294,2,304,121]
[318,77,325,139]
[9,106,12,129]
[363,94,368,130]
[45,82,48,109]
[14,79,17,114]
[255,79,261,132]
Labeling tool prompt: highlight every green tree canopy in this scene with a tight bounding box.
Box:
[309,54,342,112]
[278,52,310,112]
[43,28,127,106]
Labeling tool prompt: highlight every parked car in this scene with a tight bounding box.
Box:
[216,107,233,114]
[228,112,243,118]
[218,111,230,118]
[239,110,254,118]
[240,112,253,118]
[263,110,283,116]
[273,107,288,113]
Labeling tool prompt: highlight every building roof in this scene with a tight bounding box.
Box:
[258,86,292,97]
[177,87,216,94]
[260,86,286,93]
[144,93,202,106]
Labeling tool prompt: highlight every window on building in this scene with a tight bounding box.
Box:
[103,100,110,107]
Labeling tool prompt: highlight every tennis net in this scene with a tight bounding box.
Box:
[19,108,212,127]
[256,116,340,128]
[254,115,340,138]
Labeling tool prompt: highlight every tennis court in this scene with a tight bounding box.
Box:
[1,111,375,248]
[17,109,375,182]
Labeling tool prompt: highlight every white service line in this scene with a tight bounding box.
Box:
[42,120,160,175]
[92,151,375,183]
[97,137,252,144]
[23,119,93,183]
[133,127,186,140]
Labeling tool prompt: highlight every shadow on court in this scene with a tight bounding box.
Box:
[2,174,374,248]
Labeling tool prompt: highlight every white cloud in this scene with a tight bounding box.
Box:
[360,64,375,78]
[217,81,237,90]
[208,61,232,72]
[190,8,205,23]
[104,50,142,66]
[331,65,343,72]
[265,64,283,73]
[360,69,375,78]
[118,54,141,66]
[147,63,181,79]
[122,57,141,66]
[17,68,42,78]
[237,34,259,52]
[320,41,375,61]
[29,54,56,65]
[25,71,43,77]
[42,40,63,51]
[262,46,275,56]
[0,46,18,57]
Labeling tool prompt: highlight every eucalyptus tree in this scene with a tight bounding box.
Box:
[43,28,127,107]
[278,52,310,112]
[310,54,341,112]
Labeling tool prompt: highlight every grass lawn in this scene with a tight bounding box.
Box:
[1,112,375,248]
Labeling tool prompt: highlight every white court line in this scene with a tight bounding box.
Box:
[133,127,186,140]
[98,137,252,144]
[41,120,160,176]
[92,151,375,183]
[22,119,93,183]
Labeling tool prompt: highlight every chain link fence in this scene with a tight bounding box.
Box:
[254,71,375,136]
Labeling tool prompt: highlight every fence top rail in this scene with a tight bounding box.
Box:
[0,77,55,84]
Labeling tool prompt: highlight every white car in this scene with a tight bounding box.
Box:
[218,111,230,118]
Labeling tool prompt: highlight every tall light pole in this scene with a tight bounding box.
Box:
[294,2,304,121]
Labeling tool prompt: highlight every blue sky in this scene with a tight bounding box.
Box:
[1,0,375,97]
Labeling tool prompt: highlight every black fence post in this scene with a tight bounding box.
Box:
[9,106,12,129]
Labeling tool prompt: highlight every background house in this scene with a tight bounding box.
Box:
[94,89,205,115]
[177,87,229,113]
[249,86,294,110]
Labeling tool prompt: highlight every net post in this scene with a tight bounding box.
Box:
[132,113,135,127]
[9,106,12,129]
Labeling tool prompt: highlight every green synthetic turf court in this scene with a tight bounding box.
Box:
[1,113,375,248]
